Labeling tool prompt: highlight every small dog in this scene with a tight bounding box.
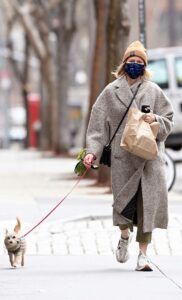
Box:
[4,218,26,268]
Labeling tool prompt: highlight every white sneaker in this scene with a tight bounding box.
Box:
[136,251,153,271]
[115,234,131,263]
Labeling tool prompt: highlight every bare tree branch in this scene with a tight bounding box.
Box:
[7,0,47,61]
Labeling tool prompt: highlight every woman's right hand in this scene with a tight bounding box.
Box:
[83,153,95,169]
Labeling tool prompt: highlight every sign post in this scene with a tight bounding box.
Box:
[138,0,147,48]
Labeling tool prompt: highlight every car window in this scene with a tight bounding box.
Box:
[148,59,169,89]
[175,57,182,87]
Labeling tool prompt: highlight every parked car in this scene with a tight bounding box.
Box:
[148,47,182,150]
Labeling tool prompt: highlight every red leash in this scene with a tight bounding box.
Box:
[22,169,88,238]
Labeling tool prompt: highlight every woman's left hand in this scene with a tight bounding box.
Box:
[143,113,156,124]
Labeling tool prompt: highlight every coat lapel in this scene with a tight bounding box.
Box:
[114,76,144,110]
[114,76,134,108]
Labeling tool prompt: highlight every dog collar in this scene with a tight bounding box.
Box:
[8,244,21,255]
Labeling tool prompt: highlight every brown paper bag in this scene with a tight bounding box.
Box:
[120,108,160,160]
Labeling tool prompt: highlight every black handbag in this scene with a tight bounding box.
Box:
[99,83,142,167]
[99,144,112,167]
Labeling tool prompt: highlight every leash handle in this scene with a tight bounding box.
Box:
[22,168,88,238]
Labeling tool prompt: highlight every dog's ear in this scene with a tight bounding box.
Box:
[5,229,9,235]
[14,217,21,233]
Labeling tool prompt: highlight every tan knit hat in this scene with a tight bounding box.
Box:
[122,41,148,65]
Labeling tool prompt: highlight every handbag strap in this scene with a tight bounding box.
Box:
[108,82,142,146]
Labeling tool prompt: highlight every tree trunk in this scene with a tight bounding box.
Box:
[106,0,130,84]
[40,56,59,151]
[22,34,30,148]
[6,28,30,148]
[87,0,109,119]
[54,0,77,153]
[56,30,71,153]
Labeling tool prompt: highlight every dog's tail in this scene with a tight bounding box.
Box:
[14,217,21,233]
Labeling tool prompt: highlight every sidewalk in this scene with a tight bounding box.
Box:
[0,149,182,299]
[0,149,182,257]
[0,255,182,300]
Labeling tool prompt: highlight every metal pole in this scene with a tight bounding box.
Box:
[168,0,176,46]
[138,0,147,48]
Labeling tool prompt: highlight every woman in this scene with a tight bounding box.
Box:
[83,41,174,271]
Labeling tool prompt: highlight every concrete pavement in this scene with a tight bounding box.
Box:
[0,255,182,300]
[0,149,182,257]
[0,149,182,299]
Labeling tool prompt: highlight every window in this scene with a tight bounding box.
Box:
[148,59,169,89]
[175,57,182,87]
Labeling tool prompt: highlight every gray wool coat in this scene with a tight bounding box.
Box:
[86,75,174,233]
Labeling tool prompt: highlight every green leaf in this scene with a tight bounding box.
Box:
[74,160,87,176]
[76,148,87,160]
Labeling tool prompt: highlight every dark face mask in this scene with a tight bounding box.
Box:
[124,62,144,79]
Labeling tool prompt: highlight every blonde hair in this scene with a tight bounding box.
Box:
[112,62,152,80]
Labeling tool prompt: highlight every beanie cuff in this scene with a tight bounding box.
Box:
[122,41,148,66]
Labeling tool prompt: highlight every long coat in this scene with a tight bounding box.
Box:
[86,76,174,233]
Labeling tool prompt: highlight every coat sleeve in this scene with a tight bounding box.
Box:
[86,102,110,164]
[154,89,174,142]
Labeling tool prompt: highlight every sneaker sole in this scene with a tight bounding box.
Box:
[136,264,153,272]
[116,256,129,263]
